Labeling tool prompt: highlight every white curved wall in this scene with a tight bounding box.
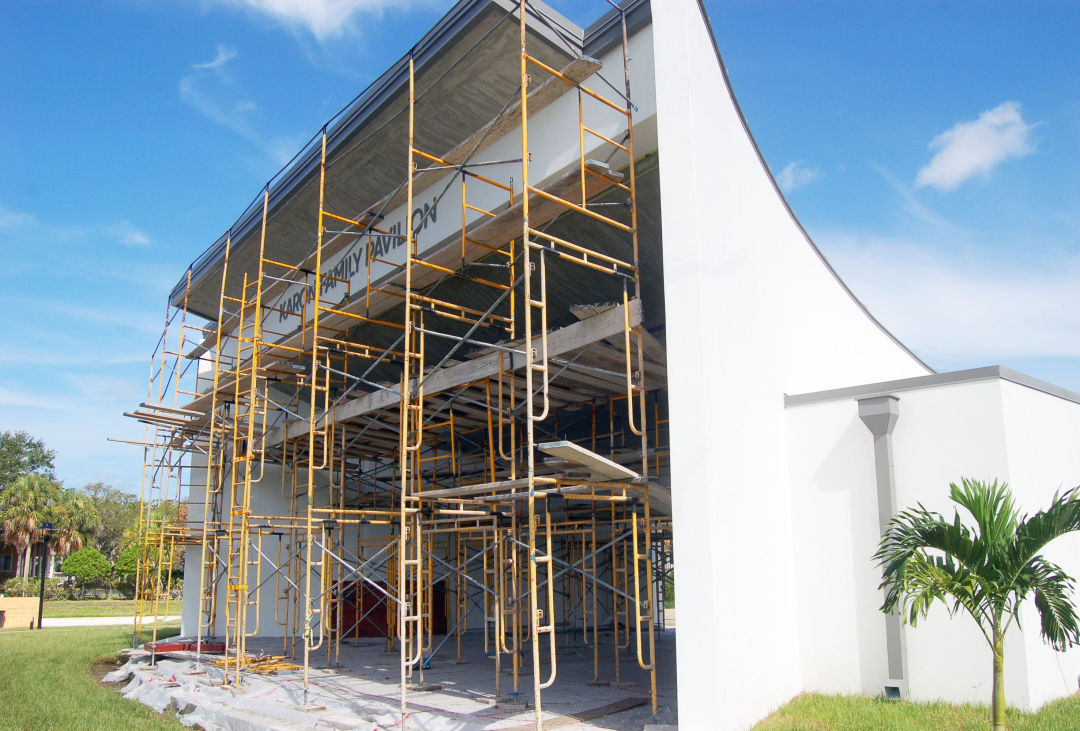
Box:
[651,0,928,727]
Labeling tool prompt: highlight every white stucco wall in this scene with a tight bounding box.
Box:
[999,381,1080,708]
[652,1,927,727]
[786,374,1080,716]
[888,380,1018,706]
[182,464,297,639]
[786,398,886,696]
[180,498,202,638]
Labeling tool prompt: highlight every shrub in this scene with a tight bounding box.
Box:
[112,543,138,585]
[663,574,675,608]
[110,543,182,599]
[60,547,112,598]
[2,577,74,601]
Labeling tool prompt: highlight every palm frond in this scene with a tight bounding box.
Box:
[1022,556,1080,651]
[875,504,987,590]
[890,553,994,643]
[1011,487,1080,577]
[950,478,1017,565]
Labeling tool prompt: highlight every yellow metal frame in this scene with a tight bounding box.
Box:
[131,2,668,729]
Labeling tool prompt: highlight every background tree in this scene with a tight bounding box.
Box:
[0,473,60,576]
[113,542,139,597]
[60,546,111,598]
[127,500,187,573]
[80,482,138,560]
[0,431,55,492]
[876,478,1080,730]
[50,489,96,563]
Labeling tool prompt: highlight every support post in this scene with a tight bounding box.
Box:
[36,535,49,630]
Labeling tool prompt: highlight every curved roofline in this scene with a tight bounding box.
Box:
[692,0,934,375]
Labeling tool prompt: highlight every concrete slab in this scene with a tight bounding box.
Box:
[106,628,678,730]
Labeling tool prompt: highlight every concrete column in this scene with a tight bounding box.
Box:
[858,394,907,695]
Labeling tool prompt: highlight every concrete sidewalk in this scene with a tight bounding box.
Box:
[40,615,179,627]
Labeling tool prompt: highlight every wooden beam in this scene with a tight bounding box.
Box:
[627,483,673,517]
[414,477,539,500]
[264,298,642,448]
[538,440,639,480]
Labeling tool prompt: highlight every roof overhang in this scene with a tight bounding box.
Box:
[170,0,599,319]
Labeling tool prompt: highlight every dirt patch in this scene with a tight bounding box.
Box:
[91,656,199,727]
[91,654,127,683]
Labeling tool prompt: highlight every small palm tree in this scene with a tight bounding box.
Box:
[876,478,1080,730]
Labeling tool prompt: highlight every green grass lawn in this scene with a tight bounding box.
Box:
[41,599,180,619]
[0,624,184,730]
[754,692,1080,730]
[42,600,140,618]
[6,619,1080,731]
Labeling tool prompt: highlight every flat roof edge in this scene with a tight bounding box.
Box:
[583,0,651,58]
[785,365,1080,408]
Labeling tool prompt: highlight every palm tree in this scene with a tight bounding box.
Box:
[51,489,95,553]
[0,473,60,577]
[48,489,97,578]
[875,478,1080,730]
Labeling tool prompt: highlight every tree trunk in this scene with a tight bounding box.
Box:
[20,543,32,579]
[992,626,1006,730]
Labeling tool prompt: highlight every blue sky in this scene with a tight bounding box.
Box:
[0,0,1077,492]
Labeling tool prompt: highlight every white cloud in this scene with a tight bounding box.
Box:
[0,205,36,230]
[105,221,151,247]
[0,386,72,412]
[0,346,145,368]
[215,0,406,39]
[195,44,238,70]
[0,385,146,491]
[180,46,300,165]
[915,101,1037,191]
[775,161,820,192]
[35,299,162,336]
[819,233,1080,373]
[180,46,260,142]
[871,162,965,233]
[0,203,151,248]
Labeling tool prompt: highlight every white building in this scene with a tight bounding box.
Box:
[136,1,1080,728]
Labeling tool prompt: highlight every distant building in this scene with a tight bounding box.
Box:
[0,540,62,583]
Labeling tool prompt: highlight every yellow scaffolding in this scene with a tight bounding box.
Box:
[130,2,671,729]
